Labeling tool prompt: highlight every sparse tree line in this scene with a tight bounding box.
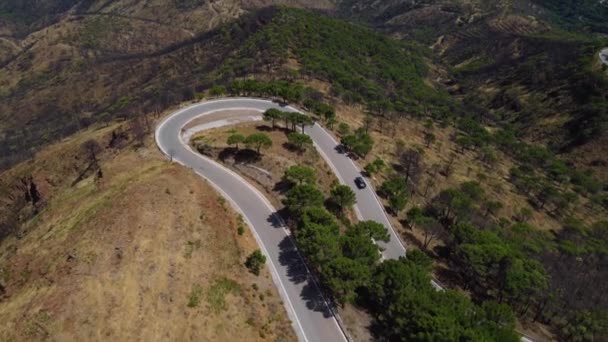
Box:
[340,127,374,159]
[221,108,317,157]
[262,108,313,133]
[225,132,272,155]
[453,118,607,215]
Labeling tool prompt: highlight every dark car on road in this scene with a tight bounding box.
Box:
[354,176,366,189]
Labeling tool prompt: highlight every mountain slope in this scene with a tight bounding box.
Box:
[0,120,295,341]
[338,0,608,179]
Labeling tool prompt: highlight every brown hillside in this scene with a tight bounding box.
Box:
[0,120,295,341]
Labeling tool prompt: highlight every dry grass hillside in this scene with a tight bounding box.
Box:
[0,119,295,341]
[338,0,608,181]
[0,0,336,169]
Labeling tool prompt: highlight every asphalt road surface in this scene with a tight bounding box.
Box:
[156,99,348,342]
[306,125,406,259]
[155,98,406,341]
[156,97,533,341]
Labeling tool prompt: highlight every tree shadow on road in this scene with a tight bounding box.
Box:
[266,212,290,229]
[278,236,308,285]
[278,236,333,318]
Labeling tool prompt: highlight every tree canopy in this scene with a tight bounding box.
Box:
[244,133,272,155]
[283,165,316,186]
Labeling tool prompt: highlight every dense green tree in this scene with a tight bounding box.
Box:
[456,135,474,152]
[245,250,266,276]
[380,176,409,214]
[337,122,350,135]
[227,133,245,149]
[502,258,549,312]
[379,176,407,199]
[283,184,325,216]
[537,183,559,209]
[407,249,433,272]
[284,112,299,131]
[304,99,335,120]
[364,158,385,175]
[557,309,608,342]
[287,132,313,152]
[434,188,473,226]
[263,108,283,129]
[389,193,408,214]
[329,184,357,212]
[481,301,516,330]
[516,207,534,222]
[297,208,341,266]
[283,165,316,185]
[368,258,519,341]
[552,191,579,216]
[244,133,272,155]
[363,114,374,133]
[480,146,498,167]
[326,116,336,129]
[341,128,374,158]
[342,226,383,266]
[209,85,227,97]
[220,7,452,120]
[352,220,390,242]
[460,181,484,201]
[298,206,336,228]
[295,114,314,133]
[455,226,512,289]
[323,257,371,305]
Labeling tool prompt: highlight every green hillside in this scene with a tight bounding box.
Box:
[211,7,454,117]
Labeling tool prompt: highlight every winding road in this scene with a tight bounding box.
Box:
[155,98,407,341]
[156,97,535,342]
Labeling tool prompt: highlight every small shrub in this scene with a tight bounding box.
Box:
[237,225,245,236]
[187,284,203,308]
[337,122,350,135]
[217,196,227,211]
[207,277,240,312]
[184,240,202,258]
[245,250,266,276]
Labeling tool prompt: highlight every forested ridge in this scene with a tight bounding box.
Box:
[209,7,455,118]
